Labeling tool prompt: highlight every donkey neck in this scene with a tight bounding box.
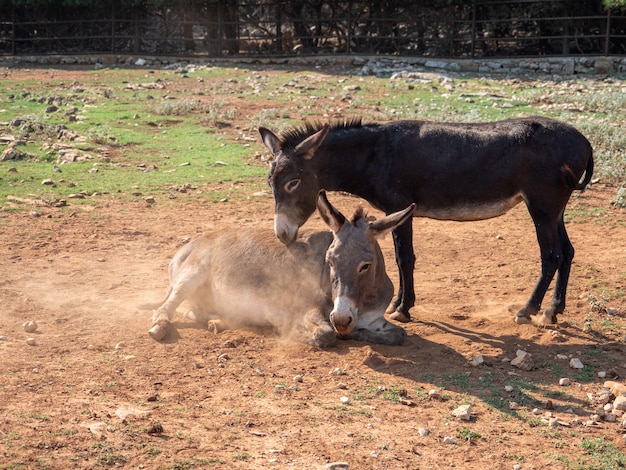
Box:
[313,125,382,198]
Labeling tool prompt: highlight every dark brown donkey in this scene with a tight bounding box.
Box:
[147,191,414,346]
[260,116,594,325]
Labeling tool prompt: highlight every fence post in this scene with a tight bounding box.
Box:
[470,0,476,59]
[605,9,611,56]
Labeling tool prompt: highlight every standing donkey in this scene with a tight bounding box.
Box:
[260,117,594,325]
[147,191,414,346]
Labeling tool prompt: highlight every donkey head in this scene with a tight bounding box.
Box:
[317,191,415,337]
[260,125,330,245]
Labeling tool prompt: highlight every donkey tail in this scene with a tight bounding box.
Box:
[578,149,594,192]
[562,149,594,192]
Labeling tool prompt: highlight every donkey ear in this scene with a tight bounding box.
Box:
[259,127,282,155]
[317,190,346,234]
[369,204,415,239]
[294,124,330,160]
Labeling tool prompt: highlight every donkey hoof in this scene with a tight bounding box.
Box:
[538,312,557,325]
[514,314,532,325]
[148,324,167,341]
[389,311,411,323]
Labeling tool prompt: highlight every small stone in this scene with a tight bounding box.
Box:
[508,401,520,410]
[452,404,472,421]
[418,427,430,436]
[443,436,456,445]
[144,196,156,204]
[469,355,484,367]
[293,375,303,383]
[340,396,350,404]
[41,178,54,185]
[605,381,626,397]
[217,353,230,361]
[23,321,38,333]
[337,383,348,389]
[605,413,617,422]
[559,378,571,386]
[504,385,514,392]
[511,350,534,371]
[549,417,560,427]
[26,337,37,346]
[598,371,607,378]
[330,367,347,376]
[569,358,584,369]
[556,354,569,360]
[532,408,542,415]
[613,396,626,411]
[115,342,125,349]
[326,463,349,470]
[428,389,442,400]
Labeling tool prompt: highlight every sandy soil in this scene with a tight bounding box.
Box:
[1,66,626,470]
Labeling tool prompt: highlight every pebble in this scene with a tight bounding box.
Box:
[326,463,349,470]
[23,321,38,333]
[452,404,472,420]
[340,396,350,404]
[418,427,430,436]
[511,350,534,371]
[613,396,626,411]
[549,417,560,427]
[469,355,484,367]
[532,408,542,415]
[508,401,520,410]
[115,342,125,349]
[293,375,303,383]
[569,358,584,369]
[428,389,442,400]
[443,436,456,445]
[559,378,571,386]
[556,354,569,360]
[330,367,347,376]
[26,337,37,346]
[598,371,606,378]
[505,385,514,392]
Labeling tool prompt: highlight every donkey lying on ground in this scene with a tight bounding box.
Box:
[260,116,594,326]
[147,191,415,347]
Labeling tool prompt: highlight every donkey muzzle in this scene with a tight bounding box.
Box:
[274,213,299,245]
[330,296,357,335]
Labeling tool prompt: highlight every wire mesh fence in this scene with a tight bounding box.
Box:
[1,0,625,58]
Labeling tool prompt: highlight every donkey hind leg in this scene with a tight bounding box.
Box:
[540,217,575,324]
[516,212,564,325]
[388,220,416,323]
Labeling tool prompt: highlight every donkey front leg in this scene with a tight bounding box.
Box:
[297,308,337,348]
[341,317,407,346]
[389,220,416,323]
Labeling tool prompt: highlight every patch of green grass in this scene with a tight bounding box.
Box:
[578,438,626,469]
[457,427,483,443]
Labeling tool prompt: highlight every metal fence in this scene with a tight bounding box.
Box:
[1,0,625,58]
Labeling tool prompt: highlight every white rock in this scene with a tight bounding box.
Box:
[452,404,472,421]
[326,463,349,470]
[293,375,303,383]
[26,337,37,346]
[340,396,350,404]
[559,378,571,386]
[23,321,38,333]
[511,351,534,371]
[614,396,626,411]
[469,355,484,367]
[505,385,514,392]
[428,389,442,400]
[418,427,430,436]
[330,367,347,376]
[569,358,584,369]
[598,371,607,378]
[549,417,560,427]
[532,408,542,415]
[556,354,569,360]
[443,436,456,445]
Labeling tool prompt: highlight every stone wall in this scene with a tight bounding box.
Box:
[1,54,625,78]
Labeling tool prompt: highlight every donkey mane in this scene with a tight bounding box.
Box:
[351,207,367,225]
[280,117,364,149]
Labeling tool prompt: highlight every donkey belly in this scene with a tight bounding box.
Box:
[415,193,524,221]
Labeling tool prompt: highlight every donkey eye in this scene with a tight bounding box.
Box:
[284,179,301,194]
[358,263,371,274]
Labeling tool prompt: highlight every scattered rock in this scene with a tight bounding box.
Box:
[293,375,303,383]
[443,436,456,445]
[605,381,626,397]
[330,367,347,376]
[326,463,349,470]
[614,396,626,411]
[511,350,534,371]
[340,396,350,404]
[469,355,484,367]
[569,358,584,369]
[428,389,442,400]
[115,406,150,422]
[26,337,37,346]
[23,321,38,333]
[451,404,472,421]
[418,427,430,436]
[559,378,571,386]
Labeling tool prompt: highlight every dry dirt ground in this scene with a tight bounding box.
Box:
[1,68,626,470]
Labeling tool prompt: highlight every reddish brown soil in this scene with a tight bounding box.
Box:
[1,66,626,470]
